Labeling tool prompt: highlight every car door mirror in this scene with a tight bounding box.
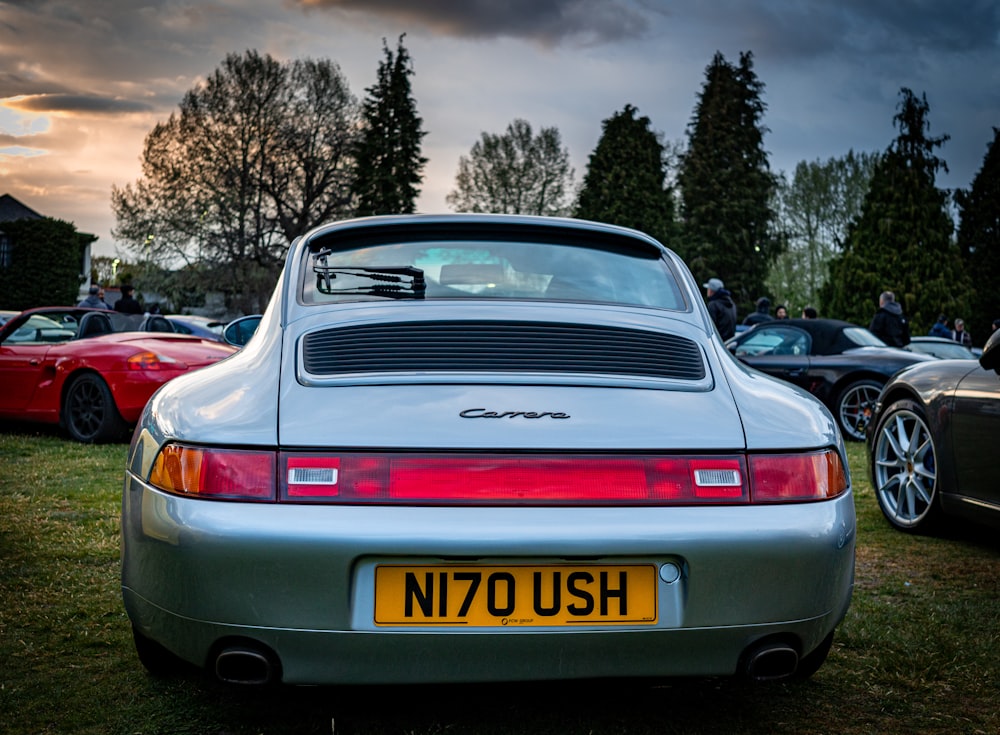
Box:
[979,329,1000,373]
[223,315,262,348]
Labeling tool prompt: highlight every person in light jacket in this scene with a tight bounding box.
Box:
[952,318,972,347]
[77,285,111,309]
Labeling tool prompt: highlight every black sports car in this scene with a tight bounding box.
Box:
[727,318,933,441]
[868,328,1000,532]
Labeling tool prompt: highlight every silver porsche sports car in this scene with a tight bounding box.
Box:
[121,215,855,686]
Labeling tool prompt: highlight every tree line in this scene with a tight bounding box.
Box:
[109,41,1000,344]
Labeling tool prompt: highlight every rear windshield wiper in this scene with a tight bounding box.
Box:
[313,250,425,299]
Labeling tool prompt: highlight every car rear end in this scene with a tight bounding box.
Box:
[121,215,854,685]
[97,333,236,422]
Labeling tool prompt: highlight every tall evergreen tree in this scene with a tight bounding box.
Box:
[955,127,1000,344]
[677,51,779,312]
[353,35,428,216]
[821,89,970,332]
[574,104,676,247]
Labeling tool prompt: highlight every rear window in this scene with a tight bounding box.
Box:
[733,326,811,357]
[300,239,686,310]
[844,327,885,347]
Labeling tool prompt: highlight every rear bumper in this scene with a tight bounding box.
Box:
[121,477,855,684]
[123,591,846,683]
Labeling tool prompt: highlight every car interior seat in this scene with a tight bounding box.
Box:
[144,316,175,333]
[76,312,113,338]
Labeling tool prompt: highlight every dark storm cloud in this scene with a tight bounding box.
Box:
[0,1,260,107]
[849,0,1000,52]
[0,72,69,98]
[5,94,154,115]
[295,0,652,45]
[675,0,1000,61]
[290,0,1000,62]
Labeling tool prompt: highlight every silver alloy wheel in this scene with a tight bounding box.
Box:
[872,406,937,528]
[837,380,882,441]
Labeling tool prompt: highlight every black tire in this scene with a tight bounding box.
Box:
[132,626,186,677]
[870,398,941,533]
[63,372,127,443]
[834,378,883,441]
[794,631,834,680]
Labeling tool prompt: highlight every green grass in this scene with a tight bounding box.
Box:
[2,429,998,735]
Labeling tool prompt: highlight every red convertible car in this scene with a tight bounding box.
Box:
[0,307,237,442]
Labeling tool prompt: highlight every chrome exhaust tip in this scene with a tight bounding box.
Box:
[744,642,799,682]
[214,646,276,685]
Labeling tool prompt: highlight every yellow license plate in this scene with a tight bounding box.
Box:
[374,564,658,627]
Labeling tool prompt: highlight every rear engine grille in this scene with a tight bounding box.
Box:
[301,321,705,381]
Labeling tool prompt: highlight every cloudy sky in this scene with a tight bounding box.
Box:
[2,0,998,258]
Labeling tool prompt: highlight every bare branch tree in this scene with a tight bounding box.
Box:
[112,50,359,313]
[447,119,574,216]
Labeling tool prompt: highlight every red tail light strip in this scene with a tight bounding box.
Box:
[147,446,847,505]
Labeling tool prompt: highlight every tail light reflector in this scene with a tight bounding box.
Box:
[750,450,847,501]
[148,446,846,505]
[127,351,187,370]
[149,445,275,500]
[280,453,752,503]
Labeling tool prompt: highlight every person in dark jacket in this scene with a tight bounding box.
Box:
[869,291,910,347]
[742,297,773,327]
[929,314,951,338]
[703,277,737,340]
[114,284,143,314]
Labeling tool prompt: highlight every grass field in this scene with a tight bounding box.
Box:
[1,428,998,735]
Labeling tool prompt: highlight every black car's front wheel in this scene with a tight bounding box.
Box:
[871,399,940,533]
[835,379,883,441]
[63,372,127,443]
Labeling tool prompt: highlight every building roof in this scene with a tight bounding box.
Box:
[0,194,44,223]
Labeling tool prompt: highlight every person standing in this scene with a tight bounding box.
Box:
[114,284,143,314]
[775,304,788,319]
[929,314,951,338]
[952,318,972,347]
[703,277,737,340]
[802,306,818,319]
[868,291,910,347]
[77,285,111,309]
[742,297,774,327]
